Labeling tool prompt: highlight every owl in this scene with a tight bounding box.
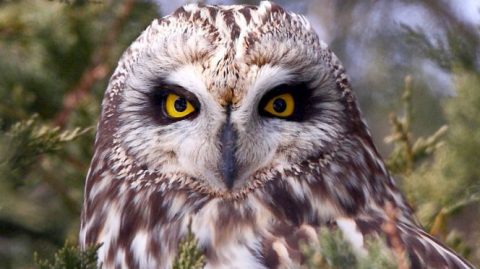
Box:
[80,2,474,269]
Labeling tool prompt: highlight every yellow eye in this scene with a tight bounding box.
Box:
[263,93,295,118]
[164,93,196,119]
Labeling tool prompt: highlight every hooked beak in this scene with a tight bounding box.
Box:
[219,106,237,189]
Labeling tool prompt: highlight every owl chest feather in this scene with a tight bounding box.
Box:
[81,142,474,269]
[81,135,394,269]
[84,176,340,269]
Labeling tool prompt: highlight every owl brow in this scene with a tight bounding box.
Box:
[260,82,314,103]
[150,80,201,108]
[259,82,315,121]
[140,80,201,125]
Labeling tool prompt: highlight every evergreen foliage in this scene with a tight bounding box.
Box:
[0,1,157,268]
[398,7,480,260]
[1,115,91,182]
[301,228,398,269]
[172,224,206,269]
[34,244,100,269]
[401,70,480,258]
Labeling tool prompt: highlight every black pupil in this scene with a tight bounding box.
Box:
[174,97,187,112]
[273,98,287,113]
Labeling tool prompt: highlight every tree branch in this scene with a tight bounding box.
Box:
[54,0,137,127]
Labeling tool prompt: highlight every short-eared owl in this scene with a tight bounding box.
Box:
[80,2,473,268]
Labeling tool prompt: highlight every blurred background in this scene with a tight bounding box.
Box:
[0,0,479,268]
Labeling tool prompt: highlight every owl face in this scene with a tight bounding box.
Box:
[113,2,349,194]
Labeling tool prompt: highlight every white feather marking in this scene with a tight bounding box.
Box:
[89,178,110,201]
[114,248,127,268]
[167,194,187,219]
[96,203,122,264]
[320,40,329,49]
[288,178,305,200]
[336,218,366,255]
[131,230,157,269]
[419,232,471,268]
[205,242,267,269]
[191,199,218,246]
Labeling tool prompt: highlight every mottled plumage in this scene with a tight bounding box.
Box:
[80,2,473,268]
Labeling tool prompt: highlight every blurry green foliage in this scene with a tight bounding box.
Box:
[34,243,100,269]
[0,0,157,268]
[172,223,205,269]
[315,228,357,268]
[397,9,480,261]
[301,228,357,269]
[401,69,480,259]
[301,228,398,269]
[1,115,91,183]
[385,75,448,176]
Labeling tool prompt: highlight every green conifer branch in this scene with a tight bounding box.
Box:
[172,223,205,269]
[385,76,447,175]
[34,243,101,269]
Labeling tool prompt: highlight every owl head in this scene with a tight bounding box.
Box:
[97,1,369,198]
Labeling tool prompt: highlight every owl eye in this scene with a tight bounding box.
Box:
[164,93,196,119]
[259,83,313,121]
[263,93,295,118]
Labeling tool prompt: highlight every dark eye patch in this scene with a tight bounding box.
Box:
[258,82,315,121]
[144,81,201,125]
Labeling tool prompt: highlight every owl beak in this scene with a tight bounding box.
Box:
[219,106,237,189]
